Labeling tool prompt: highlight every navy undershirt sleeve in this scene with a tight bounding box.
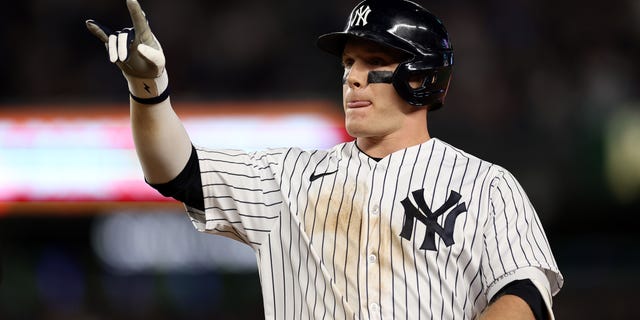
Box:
[491,279,547,320]
[147,145,205,211]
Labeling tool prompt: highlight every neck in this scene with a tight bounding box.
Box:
[352,104,431,158]
[356,130,431,159]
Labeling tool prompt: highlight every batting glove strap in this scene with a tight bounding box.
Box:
[130,86,170,105]
[126,69,169,103]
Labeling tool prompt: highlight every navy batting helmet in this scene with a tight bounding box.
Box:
[317,0,453,110]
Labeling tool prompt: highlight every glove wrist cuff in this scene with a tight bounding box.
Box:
[130,86,170,105]
[125,69,169,99]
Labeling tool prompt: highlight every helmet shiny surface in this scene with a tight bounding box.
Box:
[317,0,453,109]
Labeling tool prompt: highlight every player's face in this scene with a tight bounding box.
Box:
[341,39,424,141]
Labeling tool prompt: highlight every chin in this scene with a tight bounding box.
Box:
[346,127,375,139]
[345,127,360,138]
[345,120,364,135]
[345,118,369,135]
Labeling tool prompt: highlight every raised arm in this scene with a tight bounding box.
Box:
[86,0,191,184]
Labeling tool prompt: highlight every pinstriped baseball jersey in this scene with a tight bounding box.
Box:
[185,137,563,319]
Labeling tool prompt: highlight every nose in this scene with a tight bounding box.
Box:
[343,62,368,89]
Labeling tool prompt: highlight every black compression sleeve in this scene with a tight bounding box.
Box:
[491,279,547,320]
[147,145,205,211]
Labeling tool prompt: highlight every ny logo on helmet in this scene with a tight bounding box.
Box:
[400,189,467,251]
[349,5,372,27]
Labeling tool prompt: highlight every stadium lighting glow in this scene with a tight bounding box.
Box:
[0,102,347,212]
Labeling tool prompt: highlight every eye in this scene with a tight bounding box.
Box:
[342,58,354,68]
[369,58,386,66]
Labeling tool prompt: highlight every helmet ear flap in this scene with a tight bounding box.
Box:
[392,59,452,109]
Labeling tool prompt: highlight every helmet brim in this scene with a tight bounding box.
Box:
[316,31,413,58]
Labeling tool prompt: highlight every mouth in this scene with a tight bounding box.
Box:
[346,100,372,109]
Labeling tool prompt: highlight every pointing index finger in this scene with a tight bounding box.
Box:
[85,20,110,43]
[126,0,152,43]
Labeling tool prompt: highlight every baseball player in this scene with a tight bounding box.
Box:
[86,0,563,319]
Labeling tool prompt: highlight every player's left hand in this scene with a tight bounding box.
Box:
[86,0,168,99]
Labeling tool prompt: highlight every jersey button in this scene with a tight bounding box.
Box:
[372,205,379,215]
[368,254,377,264]
[370,303,380,313]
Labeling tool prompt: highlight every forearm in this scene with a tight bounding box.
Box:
[479,294,535,320]
[130,97,192,184]
[86,1,190,183]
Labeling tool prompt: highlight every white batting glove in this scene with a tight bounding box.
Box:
[86,0,168,103]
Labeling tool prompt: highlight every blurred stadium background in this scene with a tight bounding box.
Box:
[1,0,639,319]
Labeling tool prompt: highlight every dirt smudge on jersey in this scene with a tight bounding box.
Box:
[303,173,365,308]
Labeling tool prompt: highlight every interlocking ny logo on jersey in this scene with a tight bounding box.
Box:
[400,189,467,251]
[349,5,372,27]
